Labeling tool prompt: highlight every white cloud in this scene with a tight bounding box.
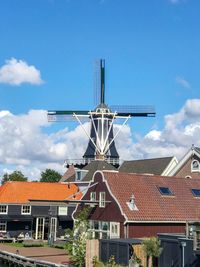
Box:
[0,99,200,181]
[125,99,200,160]
[176,76,191,89]
[0,58,44,85]
[0,110,88,181]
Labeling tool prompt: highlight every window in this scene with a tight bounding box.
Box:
[0,205,8,214]
[76,171,82,181]
[191,160,200,172]
[89,220,110,239]
[89,220,120,239]
[191,189,200,197]
[58,206,68,215]
[99,192,106,207]
[21,205,31,215]
[0,220,7,232]
[75,170,88,181]
[158,187,173,196]
[110,222,120,238]
[90,192,96,201]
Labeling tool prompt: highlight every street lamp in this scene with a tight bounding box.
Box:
[181,241,186,267]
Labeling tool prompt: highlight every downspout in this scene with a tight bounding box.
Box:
[126,224,129,238]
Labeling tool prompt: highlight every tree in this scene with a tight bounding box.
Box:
[142,237,162,267]
[39,169,62,183]
[1,171,28,185]
[65,206,91,267]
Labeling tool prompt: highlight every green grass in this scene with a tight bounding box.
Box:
[7,242,24,248]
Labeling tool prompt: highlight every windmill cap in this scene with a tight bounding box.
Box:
[95,103,112,113]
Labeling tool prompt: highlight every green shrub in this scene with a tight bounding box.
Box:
[53,244,65,249]
[142,237,162,267]
[23,241,44,247]
[92,256,123,267]
[65,206,91,267]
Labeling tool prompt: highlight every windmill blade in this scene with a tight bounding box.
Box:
[94,59,105,106]
[47,110,90,122]
[48,110,89,115]
[94,60,101,106]
[110,105,156,117]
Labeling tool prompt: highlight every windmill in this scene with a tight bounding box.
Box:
[48,60,155,167]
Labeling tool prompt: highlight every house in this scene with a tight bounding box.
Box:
[0,181,82,240]
[169,146,200,178]
[119,156,178,176]
[119,146,200,179]
[60,160,116,193]
[74,170,200,239]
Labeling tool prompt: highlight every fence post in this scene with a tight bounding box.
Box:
[86,239,99,267]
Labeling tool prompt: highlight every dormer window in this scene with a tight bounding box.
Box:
[127,193,138,211]
[75,169,88,181]
[191,160,200,172]
[76,170,82,181]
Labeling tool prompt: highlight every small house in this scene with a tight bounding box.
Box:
[0,181,82,240]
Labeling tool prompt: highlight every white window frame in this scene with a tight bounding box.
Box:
[99,192,106,208]
[75,169,88,181]
[0,220,7,232]
[90,192,96,201]
[36,217,45,240]
[58,206,68,216]
[191,160,200,172]
[50,217,57,241]
[89,220,110,239]
[0,205,8,214]
[21,205,31,215]
[110,222,120,239]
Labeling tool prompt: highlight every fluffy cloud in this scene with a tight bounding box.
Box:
[0,58,43,85]
[176,76,191,89]
[127,99,200,160]
[0,110,88,180]
[0,99,200,181]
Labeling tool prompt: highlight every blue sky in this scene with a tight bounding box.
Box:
[0,0,200,180]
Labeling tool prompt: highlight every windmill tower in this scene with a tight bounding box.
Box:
[48,60,155,167]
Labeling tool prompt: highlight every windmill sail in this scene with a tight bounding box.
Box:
[48,60,156,167]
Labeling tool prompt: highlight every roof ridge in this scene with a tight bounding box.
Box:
[103,171,188,180]
[123,156,173,162]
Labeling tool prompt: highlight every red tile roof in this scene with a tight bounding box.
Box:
[102,171,200,222]
[0,181,82,203]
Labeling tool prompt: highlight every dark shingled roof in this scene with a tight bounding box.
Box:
[61,160,116,182]
[119,157,174,175]
[195,147,200,154]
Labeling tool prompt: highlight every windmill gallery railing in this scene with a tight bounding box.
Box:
[48,60,155,165]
